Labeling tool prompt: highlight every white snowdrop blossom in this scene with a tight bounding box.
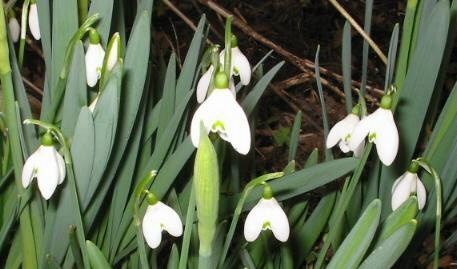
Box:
[191,72,251,155]
[219,41,251,85]
[22,133,66,200]
[28,3,40,40]
[196,65,236,103]
[8,17,20,43]
[85,29,105,87]
[391,170,426,210]
[142,201,183,249]
[244,186,289,242]
[326,108,364,157]
[349,95,398,166]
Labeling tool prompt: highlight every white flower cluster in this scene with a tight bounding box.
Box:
[190,35,252,155]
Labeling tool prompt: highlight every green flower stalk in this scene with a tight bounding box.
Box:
[194,124,220,258]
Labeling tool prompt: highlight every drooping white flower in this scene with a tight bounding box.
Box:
[85,29,105,87]
[191,72,251,155]
[196,65,236,103]
[28,3,40,40]
[391,171,426,210]
[142,200,183,249]
[349,95,398,166]
[22,133,66,200]
[219,35,251,85]
[326,107,364,157]
[244,186,289,242]
[8,17,20,43]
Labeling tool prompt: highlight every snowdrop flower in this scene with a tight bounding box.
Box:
[191,71,251,155]
[196,65,235,103]
[391,162,426,210]
[349,94,399,166]
[85,29,105,87]
[28,1,40,40]
[142,193,183,249]
[220,34,251,86]
[326,105,364,157]
[8,17,20,43]
[244,185,289,242]
[22,132,66,200]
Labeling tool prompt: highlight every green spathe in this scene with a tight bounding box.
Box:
[193,124,219,257]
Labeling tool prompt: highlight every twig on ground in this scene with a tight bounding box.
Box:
[328,0,388,64]
[198,0,384,99]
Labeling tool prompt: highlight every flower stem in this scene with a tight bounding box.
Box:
[223,16,233,79]
[18,0,29,68]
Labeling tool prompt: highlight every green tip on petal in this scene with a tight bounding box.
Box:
[408,161,420,173]
[30,0,37,4]
[146,192,159,205]
[41,132,54,146]
[351,104,361,116]
[214,71,229,89]
[262,184,273,199]
[230,34,238,47]
[380,94,393,109]
[88,28,101,44]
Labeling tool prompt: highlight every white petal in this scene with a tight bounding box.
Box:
[391,172,414,210]
[338,140,350,153]
[352,141,365,157]
[196,66,214,103]
[142,206,163,249]
[268,198,290,242]
[416,177,427,210]
[28,4,40,40]
[326,114,359,149]
[244,198,270,242]
[55,149,66,185]
[22,146,41,188]
[229,78,236,97]
[190,100,214,148]
[9,18,20,43]
[391,173,406,193]
[36,146,60,199]
[348,113,375,151]
[85,44,105,87]
[220,94,251,155]
[156,202,183,237]
[231,47,251,85]
[373,109,399,166]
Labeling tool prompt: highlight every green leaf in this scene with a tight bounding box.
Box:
[245,157,357,203]
[342,21,352,113]
[83,67,121,207]
[292,192,335,266]
[242,61,284,116]
[288,111,302,162]
[373,196,418,249]
[358,220,417,269]
[86,240,113,269]
[61,41,87,138]
[326,199,381,269]
[157,54,177,141]
[167,244,180,269]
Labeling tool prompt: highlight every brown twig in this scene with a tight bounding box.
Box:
[198,0,384,99]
